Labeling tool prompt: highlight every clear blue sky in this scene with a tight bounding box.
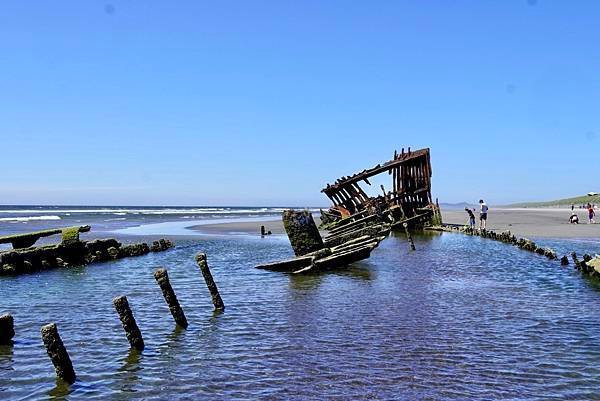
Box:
[1,1,598,206]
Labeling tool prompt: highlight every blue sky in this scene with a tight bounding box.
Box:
[1,1,599,206]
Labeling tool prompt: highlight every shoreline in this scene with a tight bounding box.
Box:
[442,208,600,238]
[187,216,323,236]
[182,208,600,239]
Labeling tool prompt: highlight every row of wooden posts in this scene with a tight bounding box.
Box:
[0,252,224,385]
[427,225,600,273]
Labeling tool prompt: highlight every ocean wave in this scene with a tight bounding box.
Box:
[0,215,62,222]
[0,207,321,215]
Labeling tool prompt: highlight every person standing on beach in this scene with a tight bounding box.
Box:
[465,207,476,230]
[588,203,595,224]
[479,199,488,230]
[571,203,575,211]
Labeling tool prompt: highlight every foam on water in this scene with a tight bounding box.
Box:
[0,206,322,237]
[112,216,282,236]
[0,215,61,222]
[0,207,318,215]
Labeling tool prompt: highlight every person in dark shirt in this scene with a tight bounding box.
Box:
[569,212,579,224]
[465,207,476,230]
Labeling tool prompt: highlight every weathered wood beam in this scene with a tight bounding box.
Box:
[320,148,430,193]
[0,226,91,249]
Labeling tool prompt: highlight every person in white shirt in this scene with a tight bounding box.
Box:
[479,199,488,230]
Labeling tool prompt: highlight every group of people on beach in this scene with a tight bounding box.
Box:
[465,199,488,230]
[569,203,596,224]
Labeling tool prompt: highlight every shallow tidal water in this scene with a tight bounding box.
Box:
[2,231,600,400]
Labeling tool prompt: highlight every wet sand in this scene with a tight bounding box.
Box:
[190,208,600,239]
[442,207,600,238]
[190,217,321,236]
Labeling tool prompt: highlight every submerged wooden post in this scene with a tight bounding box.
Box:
[195,253,225,311]
[40,323,76,384]
[571,252,581,268]
[113,296,145,350]
[282,210,323,256]
[0,313,15,344]
[403,223,416,251]
[154,268,188,328]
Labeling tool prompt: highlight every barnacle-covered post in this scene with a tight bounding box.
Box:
[403,223,416,251]
[154,268,188,328]
[0,313,15,344]
[282,210,324,256]
[113,296,145,350]
[195,253,225,311]
[40,323,76,384]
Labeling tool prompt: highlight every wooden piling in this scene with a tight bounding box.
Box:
[0,313,15,344]
[403,223,416,251]
[154,268,188,328]
[571,252,581,268]
[195,253,225,311]
[113,295,144,350]
[40,323,76,384]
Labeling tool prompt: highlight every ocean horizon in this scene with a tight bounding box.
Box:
[0,205,324,238]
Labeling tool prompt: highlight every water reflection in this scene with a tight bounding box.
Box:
[47,377,72,400]
[117,349,142,394]
[390,229,439,243]
[210,308,225,321]
[288,272,324,293]
[0,343,14,373]
[332,264,374,281]
[288,262,374,293]
[168,325,186,341]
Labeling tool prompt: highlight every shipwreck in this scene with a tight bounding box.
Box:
[320,147,441,230]
[257,147,441,273]
[0,225,173,276]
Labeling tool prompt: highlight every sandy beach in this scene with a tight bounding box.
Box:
[189,217,321,236]
[443,207,600,238]
[190,208,600,238]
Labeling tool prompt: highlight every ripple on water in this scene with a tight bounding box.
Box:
[2,233,600,400]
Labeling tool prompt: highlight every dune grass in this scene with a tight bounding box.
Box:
[507,194,600,208]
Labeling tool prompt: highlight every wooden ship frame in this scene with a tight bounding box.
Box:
[320,147,441,230]
[256,147,441,274]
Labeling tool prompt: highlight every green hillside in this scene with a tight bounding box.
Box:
[507,194,600,208]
